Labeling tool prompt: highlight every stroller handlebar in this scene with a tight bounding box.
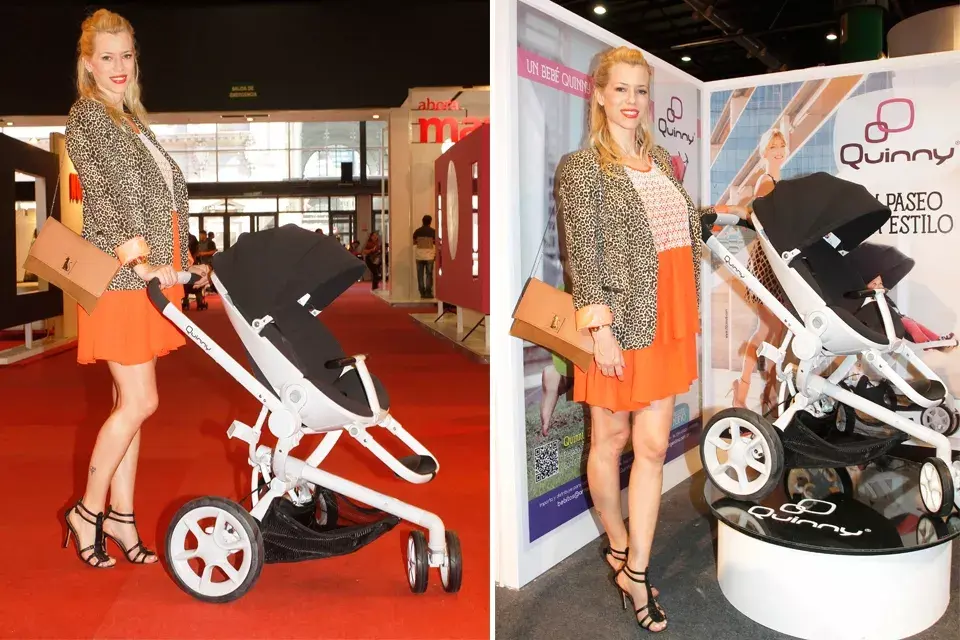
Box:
[701,212,754,242]
[147,271,201,311]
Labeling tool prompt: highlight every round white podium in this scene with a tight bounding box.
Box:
[708,459,959,640]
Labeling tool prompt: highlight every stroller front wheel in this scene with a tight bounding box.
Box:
[406,531,430,594]
[918,458,956,518]
[440,530,463,593]
[701,408,785,502]
[165,497,265,604]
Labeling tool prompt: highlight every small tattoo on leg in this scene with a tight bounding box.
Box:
[90,466,96,475]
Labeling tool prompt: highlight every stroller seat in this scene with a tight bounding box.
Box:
[249,301,391,419]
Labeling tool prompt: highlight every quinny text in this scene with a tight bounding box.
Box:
[748,505,868,537]
[657,118,694,146]
[185,326,212,351]
[839,143,955,170]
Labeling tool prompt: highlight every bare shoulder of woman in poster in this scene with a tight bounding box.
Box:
[555,45,740,635]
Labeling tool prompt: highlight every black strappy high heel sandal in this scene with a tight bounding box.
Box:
[616,564,667,633]
[604,546,660,598]
[63,501,114,568]
[102,507,157,564]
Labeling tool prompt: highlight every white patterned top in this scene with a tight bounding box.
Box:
[625,164,692,254]
[138,132,176,205]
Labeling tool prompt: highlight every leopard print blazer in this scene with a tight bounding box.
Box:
[557,145,714,351]
[65,97,190,291]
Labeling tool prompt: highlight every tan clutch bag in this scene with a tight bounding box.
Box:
[509,277,595,372]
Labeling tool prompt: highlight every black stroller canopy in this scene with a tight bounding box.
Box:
[846,242,915,290]
[212,224,365,321]
[751,173,890,254]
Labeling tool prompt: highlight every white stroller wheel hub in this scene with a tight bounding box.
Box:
[704,416,773,496]
[921,406,952,434]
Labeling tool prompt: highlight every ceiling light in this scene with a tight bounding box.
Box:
[372,114,380,119]
[593,5,606,15]
[826,32,838,41]
[681,56,692,62]
[4,121,12,126]
[246,117,254,122]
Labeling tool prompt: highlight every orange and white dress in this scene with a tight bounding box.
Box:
[573,164,699,413]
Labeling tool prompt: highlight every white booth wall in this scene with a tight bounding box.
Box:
[387,87,490,302]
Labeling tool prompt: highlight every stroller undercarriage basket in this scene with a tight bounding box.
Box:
[260,487,401,564]
[780,414,908,470]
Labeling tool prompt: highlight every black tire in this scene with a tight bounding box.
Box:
[165,497,265,604]
[700,408,785,503]
[947,408,960,437]
[440,530,463,593]
[919,458,955,518]
[406,531,429,594]
[916,514,949,545]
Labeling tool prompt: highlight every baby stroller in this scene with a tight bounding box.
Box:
[147,225,462,603]
[701,172,960,518]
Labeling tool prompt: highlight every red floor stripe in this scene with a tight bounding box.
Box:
[0,284,490,639]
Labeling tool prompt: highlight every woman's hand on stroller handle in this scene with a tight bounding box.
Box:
[187,264,212,288]
[844,287,887,299]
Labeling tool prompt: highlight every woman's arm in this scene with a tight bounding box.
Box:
[65,101,149,265]
[556,152,612,330]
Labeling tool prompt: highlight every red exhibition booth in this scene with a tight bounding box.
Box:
[433,123,489,316]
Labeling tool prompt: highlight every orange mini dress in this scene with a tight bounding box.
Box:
[77,124,187,367]
[573,164,700,413]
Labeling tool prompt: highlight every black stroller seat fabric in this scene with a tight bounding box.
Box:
[259,302,391,418]
[792,240,891,345]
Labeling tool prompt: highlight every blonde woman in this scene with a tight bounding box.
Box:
[63,9,209,568]
[732,128,788,410]
[556,46,745,633]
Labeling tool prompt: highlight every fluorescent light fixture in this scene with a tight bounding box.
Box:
[826,32,838,41]
[593,5,606,15]
[681,56,692,62]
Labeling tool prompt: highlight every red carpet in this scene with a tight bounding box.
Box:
[0,285,490,639]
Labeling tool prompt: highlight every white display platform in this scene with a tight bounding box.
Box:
[716,520,953,640]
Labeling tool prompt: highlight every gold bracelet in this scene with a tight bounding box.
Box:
[127,255,149,268]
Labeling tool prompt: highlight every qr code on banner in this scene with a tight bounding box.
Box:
[534,440,560,484]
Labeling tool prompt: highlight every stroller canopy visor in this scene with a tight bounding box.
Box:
[212,224,366,320]
[846,242,915,290]
[751,172,890,254]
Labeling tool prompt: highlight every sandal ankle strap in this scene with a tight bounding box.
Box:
[604,545,628,560]
[105,507,136,523]
[74,501,102,526]
[622,565,649,582]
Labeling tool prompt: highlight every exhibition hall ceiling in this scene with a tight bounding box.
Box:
[555,0,959,81]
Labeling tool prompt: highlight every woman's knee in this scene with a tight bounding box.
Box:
[117,391,159,423]
[633,431,670,464]
[591,412,631,457]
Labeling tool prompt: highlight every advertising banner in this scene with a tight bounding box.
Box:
[516,1,705,542]
[706,62,960,417]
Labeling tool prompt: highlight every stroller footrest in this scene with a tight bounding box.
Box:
[905,379,947,403]
[397,455,438,478]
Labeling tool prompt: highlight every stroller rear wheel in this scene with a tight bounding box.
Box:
[918,458,956,518]
[921,405,960,437]
[700,408,785,502]
[165,497,265,603]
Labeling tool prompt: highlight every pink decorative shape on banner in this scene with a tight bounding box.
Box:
[517,47,593,100]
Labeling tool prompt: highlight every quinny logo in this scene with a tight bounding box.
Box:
[747,499,870,537]
[840,98,955,170]
[657,97,694,146]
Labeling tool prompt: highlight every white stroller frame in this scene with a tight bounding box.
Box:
[702,213,960,517]
[149,272,460,602]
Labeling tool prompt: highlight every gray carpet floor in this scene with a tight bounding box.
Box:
[496,471,959,640]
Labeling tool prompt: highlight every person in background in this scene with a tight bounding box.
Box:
[197,230,218,293]
[413,214,437,299]
[362,231,383,290]
[181,232,206,311]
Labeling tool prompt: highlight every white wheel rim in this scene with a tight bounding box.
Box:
[917,518,936,544]
[922,407,951,434]
[407,537,417,587]
[169,505,253,598]
[703,416,774,497]
[953,462,960,509]
[920,462,943,512]
[440,551,450,587]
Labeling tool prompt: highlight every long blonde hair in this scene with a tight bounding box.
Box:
[589,46,656,173]
[759,128,788,167]
[75,9,148,127]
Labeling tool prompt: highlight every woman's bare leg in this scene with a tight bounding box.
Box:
[586,405,631,566]
[735,304,779,407]
[616,395,674,633]
[68,359,159,565]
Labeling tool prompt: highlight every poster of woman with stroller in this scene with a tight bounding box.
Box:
[705,61,960,443]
